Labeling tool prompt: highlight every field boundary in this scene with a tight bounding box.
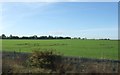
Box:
[2,51,120,63]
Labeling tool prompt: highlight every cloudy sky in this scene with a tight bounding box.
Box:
[0,2,118,39]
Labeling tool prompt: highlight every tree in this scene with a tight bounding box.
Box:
[78,37,81,39]
[27,50,62,70]
[33,35,37,39]
[82,37,87,40]
[48,35,54,39]
[0,36,2,39]
[21,36,29,39]
[9,34,12,39]
[2,34,6,39]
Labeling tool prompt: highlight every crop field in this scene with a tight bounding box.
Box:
[2,39,118,60]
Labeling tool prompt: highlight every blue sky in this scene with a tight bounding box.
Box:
[1,2,118,39]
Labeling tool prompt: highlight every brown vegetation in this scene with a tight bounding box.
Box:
[2,51,120,75]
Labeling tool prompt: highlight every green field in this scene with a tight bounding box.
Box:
[2,39,118,60]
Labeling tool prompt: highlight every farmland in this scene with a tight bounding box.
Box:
[2,39,118,60]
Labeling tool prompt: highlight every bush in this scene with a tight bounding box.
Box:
[27,50,62,71]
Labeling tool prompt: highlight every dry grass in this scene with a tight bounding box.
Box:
[2,51,120,74]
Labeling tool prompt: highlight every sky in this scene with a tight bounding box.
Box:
[0,0,119,2]
[0,2,118,39]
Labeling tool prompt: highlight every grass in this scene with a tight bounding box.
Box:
[2,39,118,60]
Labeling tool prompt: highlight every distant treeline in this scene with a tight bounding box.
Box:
[0,34,71,39]
[0,34,110,40]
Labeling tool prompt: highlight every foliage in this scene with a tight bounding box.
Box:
[0,34,71,39]
[1,34,111,40]
[2,51,120,74]
[27,50,62,70]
